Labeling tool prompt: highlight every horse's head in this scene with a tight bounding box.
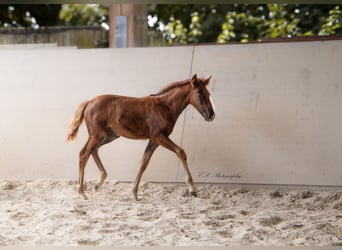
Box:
[189,74,215,122]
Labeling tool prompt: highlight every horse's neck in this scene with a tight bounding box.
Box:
[158,84,191,117]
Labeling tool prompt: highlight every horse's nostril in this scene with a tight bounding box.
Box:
[208,113,215,122]
[204,110,215,122]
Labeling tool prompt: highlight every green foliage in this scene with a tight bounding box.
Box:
[319,6,342,35]
[163,11,202,45]
[1,4,341,45]
[264,4,302,38]
[217,13,235,43]
[59,4,108,26]
[0,5,61,28]
[217,10,265,43]
[149,4,232,44]
[149,4,342,45]
[188,12,202,43]
[0,4,107,28]
[164,17,187,45]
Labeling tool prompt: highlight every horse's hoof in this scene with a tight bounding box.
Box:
[78,193,88,200]
[182,190,198,197]
[190,191,198,197]
[132,188,139,201]
[94,185,99,191]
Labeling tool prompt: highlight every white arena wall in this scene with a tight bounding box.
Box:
[0,40,341,188]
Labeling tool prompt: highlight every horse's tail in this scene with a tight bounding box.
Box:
[66,101,89,142]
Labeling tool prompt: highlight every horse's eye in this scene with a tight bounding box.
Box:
[197,91,204,103]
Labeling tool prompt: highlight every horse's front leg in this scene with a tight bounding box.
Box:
[154,135,197,197]
[132,140,158,201]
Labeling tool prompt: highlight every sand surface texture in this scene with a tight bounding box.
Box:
[0,179,341,246]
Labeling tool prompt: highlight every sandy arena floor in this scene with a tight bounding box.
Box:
[0,179,341,246]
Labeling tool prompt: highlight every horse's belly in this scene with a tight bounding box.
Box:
[109,98,152,139]
[114,126,149,140]
[111,114,150,140]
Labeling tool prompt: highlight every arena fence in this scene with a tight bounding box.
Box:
[0,40,341,188]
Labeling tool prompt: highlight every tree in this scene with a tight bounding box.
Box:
[58,4,108,26]
[0,4,108,28]
[1,4,341,45]
[148,4,342,45]
[149,4,233,44]
[217,5,267,43]
[319,5,342,35]
[0,5,61,28]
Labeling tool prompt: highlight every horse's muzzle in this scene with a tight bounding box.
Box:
[204,109,215,122]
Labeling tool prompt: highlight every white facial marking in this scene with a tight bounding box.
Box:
[209,96,216,113]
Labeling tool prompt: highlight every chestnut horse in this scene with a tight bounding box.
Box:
[66,74,215,200]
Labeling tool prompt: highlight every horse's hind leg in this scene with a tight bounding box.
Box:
[92,149,107,191]
[79,136,102,199]
[92,129,119,191]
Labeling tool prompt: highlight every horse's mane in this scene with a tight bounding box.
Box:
[151,79,191,96]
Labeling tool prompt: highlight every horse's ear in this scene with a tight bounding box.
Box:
[191,74,198,87]
[192,74,197,81]
[205,75,212,86]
